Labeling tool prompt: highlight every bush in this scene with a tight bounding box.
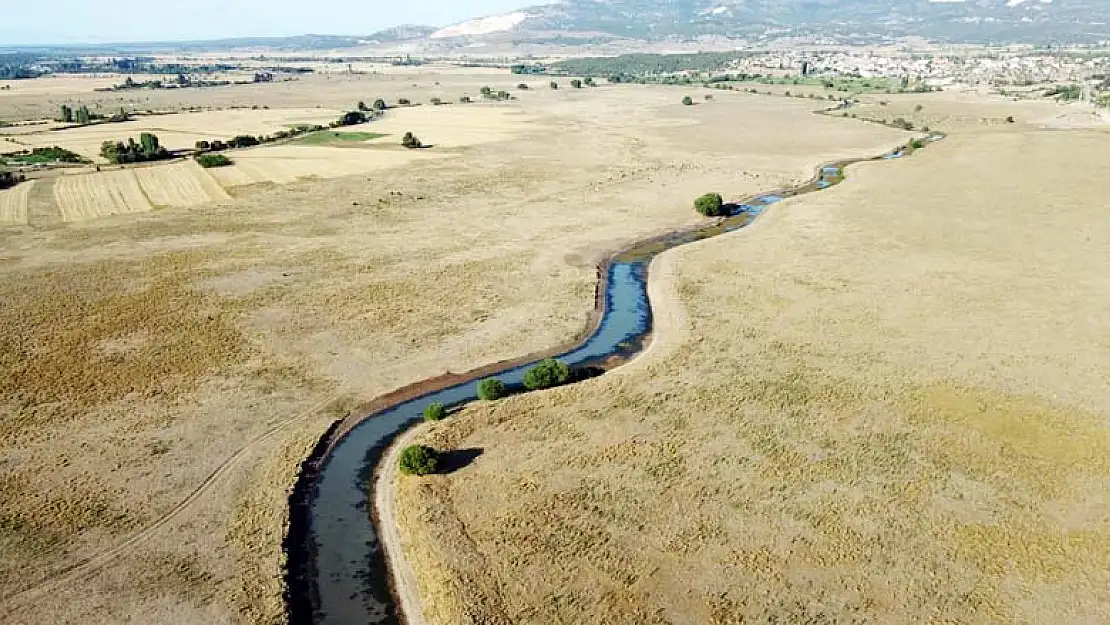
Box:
[523,359,572,391]
[694,192,725,217]
[230,134,261,148]
[909,139,925,150]
[682,96,694,105]
[401,131,422,149]
[517,83,529,90]
[550,81,558,90]
[477,378,506,401]
[398,445,439,476]
[336,110,368,126]
[424,402,446,422]
[196,153,232,168]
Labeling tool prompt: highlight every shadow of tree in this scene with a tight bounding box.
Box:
[438,448,484,474]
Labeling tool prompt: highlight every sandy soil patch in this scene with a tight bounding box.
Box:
[0,80,906,625]
[0,180,34,226]
[394,126,1110,624]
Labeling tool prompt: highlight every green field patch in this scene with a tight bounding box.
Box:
[293,131,387,146]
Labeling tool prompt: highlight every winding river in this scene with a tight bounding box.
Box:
[284,135,942,625]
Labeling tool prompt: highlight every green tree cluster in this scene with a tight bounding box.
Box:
[195,153,233,168]
[523,359,572,391]
[398,445,439,476]
[694,192,725,217]
[424,402,446,422]
[477,378,506,401]
[99,132,170,164]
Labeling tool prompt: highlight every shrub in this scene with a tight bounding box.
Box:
[477,378,506,401]
[523,359,572,391]
[231,134,261,148]
[398,445,439,476]
[196,153,233,168]
[337,110,368,126]
[909,139,925,150]
[550,81,558,90]
[694,192,725,217]
[424,402,446,422]
[682,96,694,105]
[401,131,422,149]
[517,83,529,90]
[397,98,411,105]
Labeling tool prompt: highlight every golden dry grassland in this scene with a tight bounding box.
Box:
[395,119,1110,624]
[0,72,907,625]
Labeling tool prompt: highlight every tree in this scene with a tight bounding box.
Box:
[682,96,694,105]
[373,99,387,111]
[58,105,73,123]
[75,106,91,125]
[398,445,439,476]
[477,378,506,401]
[357,100,369,111]
[694,192,725,217]
[517,83,529,90]
[523,359,572,391]
[401,131,422,149]
[570,79,583,89]
[424,402,446,422]
[195,140,211,151]
[337,110,367,126]
[140,132,160,156]
[550,81,559,90]
[397,98,411,105]
[195,153,232,168]
[459,96,472,104]
[230,135,260,148]
[480,86,492,96]
[430,97,442,105]
[583,76,595,87]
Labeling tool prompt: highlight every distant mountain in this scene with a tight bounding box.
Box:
[365,25,438,43]
[430,0,1110,44]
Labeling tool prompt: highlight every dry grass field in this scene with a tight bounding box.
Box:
[0,71,908,625]
[395,114,1110,623]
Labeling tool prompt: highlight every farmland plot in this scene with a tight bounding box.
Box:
[53,169,153,221]
[0,180,33,225]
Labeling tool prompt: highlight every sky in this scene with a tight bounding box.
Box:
[1,0,546,45]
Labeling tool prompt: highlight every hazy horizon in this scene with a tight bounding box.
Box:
[1,0,547,46]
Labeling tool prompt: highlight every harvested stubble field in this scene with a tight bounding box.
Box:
[0,180,34,225]
[395,118,1110,624]
[0,75,907,625]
